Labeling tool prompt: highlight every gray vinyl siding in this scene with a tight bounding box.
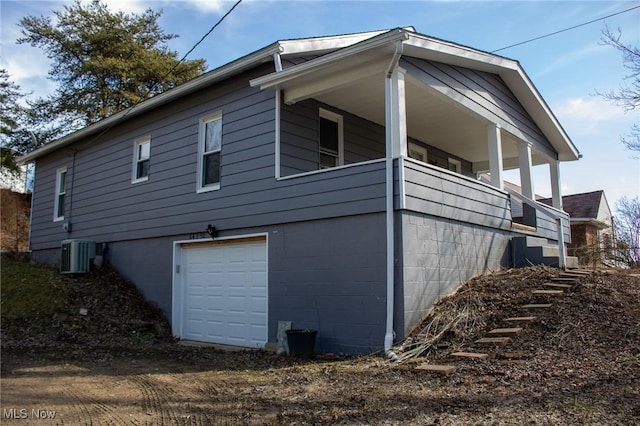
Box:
[280,99,472,178]
[280,99,386,176]
[30,150,73,246]
[510,196,571,243]
[533,208,571,243]
[403,159,512,231]
[407,137,473,176]
[402,57,556,159]
[30,66,389,251]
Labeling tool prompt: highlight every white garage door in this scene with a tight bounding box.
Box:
[178,238,267,348]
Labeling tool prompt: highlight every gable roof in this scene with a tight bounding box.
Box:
[539,190,602,218]
[539,190,612,228]
[19,27,580,164]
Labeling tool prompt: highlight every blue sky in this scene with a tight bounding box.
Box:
[1,0,639,211]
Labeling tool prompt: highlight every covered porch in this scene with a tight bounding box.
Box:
[251,27,581,351]
[251,29,579,247]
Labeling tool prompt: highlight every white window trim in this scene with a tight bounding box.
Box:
[53,167,67,222]
[408,142,428,163]
[448,157,462,173]
[197,111,223,193]
[319,108,344,168]
[132,136,151,184]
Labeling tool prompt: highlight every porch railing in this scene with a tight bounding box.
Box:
[506,188,571,268]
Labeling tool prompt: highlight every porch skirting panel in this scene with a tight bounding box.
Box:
[395,210,512,338]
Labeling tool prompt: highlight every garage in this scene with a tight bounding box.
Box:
[172,236,268,348]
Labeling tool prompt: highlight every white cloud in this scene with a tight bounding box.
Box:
[81,0,227,15]
[179,0,227,14]
[83,0,148,14]
[553,97,626,132]
[533,43,605,80]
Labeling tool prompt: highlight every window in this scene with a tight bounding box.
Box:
[132,136,150,183]
[319,108,343,169]
[408,142,428,163]
[54,167,67,221]
[448,158,462,173]
[197,112,222,192]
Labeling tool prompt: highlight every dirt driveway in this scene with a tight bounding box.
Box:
[1,341,638,426]
[2,266,639,425]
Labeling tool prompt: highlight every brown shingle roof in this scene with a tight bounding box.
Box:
[539,190,604,219]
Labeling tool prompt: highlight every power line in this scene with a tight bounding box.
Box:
[54,0,244,222]
[177,0,243,66]
[492,4,640,53]
[154,0,243,91]
[83,0,243,147]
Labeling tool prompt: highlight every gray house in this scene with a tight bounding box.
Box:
[20,28,580,355]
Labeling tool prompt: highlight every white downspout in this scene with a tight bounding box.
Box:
[384,40,405,358]
[273,51,283,72]
[273,50,283,179]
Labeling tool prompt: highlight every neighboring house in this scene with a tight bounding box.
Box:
[540,191,614,268]
[19,28,580,355]
[1,148,31,252]
[0,189,31,252]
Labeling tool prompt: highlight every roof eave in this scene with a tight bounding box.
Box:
[250,29,410,90]
[570,218,611,229]
[502,67,580,162]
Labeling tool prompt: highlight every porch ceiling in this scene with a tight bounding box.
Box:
[311,72,533,171]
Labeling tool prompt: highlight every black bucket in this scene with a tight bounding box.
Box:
[285,329,317,359]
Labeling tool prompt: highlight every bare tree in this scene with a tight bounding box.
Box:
[598,26,640,153]
[612,196,640,269]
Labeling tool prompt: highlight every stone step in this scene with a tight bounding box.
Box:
[475,337,512,345]
[532,289,564,296]
[415,364,457,375]
[550,277,578,283]
[487,327,523,336]
[450,352,489,359]
[498,351,529,359]
[559,272,586,278]
[563,270,591,276]
[521,303,553,309]
[543,282,573,289]
[503,316,537,322]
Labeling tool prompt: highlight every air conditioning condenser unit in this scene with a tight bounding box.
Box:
[60,239,96,274]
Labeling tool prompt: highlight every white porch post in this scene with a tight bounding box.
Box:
[383,64,407,354]
[549,159,563,210]
[487,123,504,190]
[386,67,407,158]
[518,143,535,199]
[549,159,566,268]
